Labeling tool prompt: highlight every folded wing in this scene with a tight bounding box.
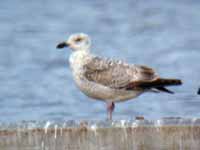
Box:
[83,56,157,89]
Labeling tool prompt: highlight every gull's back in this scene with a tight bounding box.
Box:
[84,56,157,89]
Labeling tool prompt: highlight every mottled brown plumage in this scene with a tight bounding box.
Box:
[57,33,182,120]
[84,56,157,89]
[84,56,182,93]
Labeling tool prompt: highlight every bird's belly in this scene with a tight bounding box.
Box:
[74,77,143,102]
[113,90,143,102]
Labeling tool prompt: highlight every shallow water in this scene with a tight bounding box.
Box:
[0,0,200,123]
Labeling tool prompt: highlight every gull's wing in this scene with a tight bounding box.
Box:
[83,56,157,89]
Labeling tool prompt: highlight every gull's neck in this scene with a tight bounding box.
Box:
[73,49,91,57]
[69,49,92,72]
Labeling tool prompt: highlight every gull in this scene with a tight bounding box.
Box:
[57,33,182,120]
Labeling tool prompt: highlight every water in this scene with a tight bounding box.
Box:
[0,0,200,123]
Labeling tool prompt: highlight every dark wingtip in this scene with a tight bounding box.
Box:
[56,42,68,49]
[170,79,182,85]
[177,79,182,85]
[198,88,200,95]
[156,87,174,94]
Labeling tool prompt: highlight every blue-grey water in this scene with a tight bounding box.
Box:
[0,0,200,123]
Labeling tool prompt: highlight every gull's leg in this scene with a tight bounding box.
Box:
[106,101,115,120]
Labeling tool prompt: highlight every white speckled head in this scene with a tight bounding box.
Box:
[57,33,91,51]
[68,33,91,51]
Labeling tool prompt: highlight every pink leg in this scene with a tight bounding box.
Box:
[106,102,115,120]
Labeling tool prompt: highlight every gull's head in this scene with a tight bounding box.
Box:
[56,33,91,51]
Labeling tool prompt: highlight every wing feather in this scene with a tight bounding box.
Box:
[83,56,157,89]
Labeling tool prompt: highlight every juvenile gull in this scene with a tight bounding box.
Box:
[57,33,182,120]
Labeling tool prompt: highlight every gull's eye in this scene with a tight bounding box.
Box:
[75,38,82,42]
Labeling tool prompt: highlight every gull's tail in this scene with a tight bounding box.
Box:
[125,78,182,94]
